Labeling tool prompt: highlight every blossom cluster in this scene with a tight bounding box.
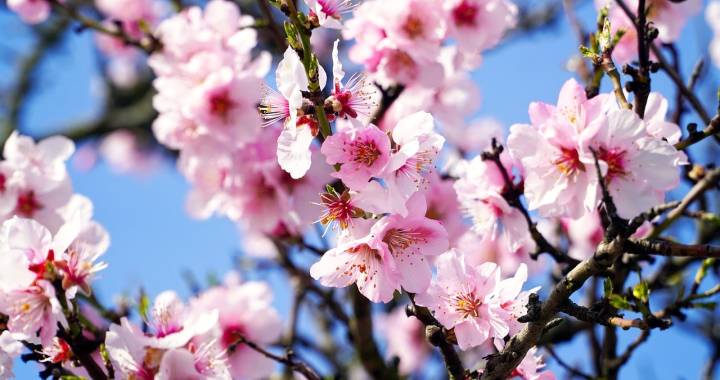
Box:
[0,133,109,376]
[2,0,705,377]
[147,0,335,237]
[105,276,282,379]
[0,133,283,379]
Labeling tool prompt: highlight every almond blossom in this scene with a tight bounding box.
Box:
[414,249,509,350]
[454,153,536,255]
[321,118,391,190]
[354,112,445,216]
[268,46,327,179]
[0,331,23,380]
[585,108,682,219]
[305,0,355,29]
[7,0,52,24]
[507,78,607,219]
[444,0,518,53]
[190,277,282,379]
[327,40,379,123]
[511,347,556,380]
[310,194,449,302]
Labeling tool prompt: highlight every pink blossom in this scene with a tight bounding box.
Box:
[190,280,282,379]
[0,331,23,379]
[443,117,505,154]
[377,308,430,375]
[39,337,72,364]
[343,1,445,88]
[146,291,218,349]
[7,0,51,24]
[422,173,468,247]
[380,46,481,131]
[185,68,264,145]
[328,40,380,123]
[95,0,156,22]
[270,47,327,179]
[454,154,536,255]
[563,211,604,260]
[305,0,355,29]
[444,0,518,53]
[508,78,607,219]
[584,108,682,219]
[493,264,538,340]
[0,280,64,346]
[157,344,231,380]
[381,0,446,60]
[311,194,449,302]
[511,347,556,380]
[459,231,542,277]
[354,112,445,216]
[98,130,161,175]
[321,118,391,189]
[3,131,74,186]
[105,318,158,378]
[414,249,509,350]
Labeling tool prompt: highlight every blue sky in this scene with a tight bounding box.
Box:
[2,1,719,378]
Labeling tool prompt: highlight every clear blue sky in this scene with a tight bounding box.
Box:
[1,1,718,378]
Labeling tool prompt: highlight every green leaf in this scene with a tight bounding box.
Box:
[138,290,150,321]
[603,278,614,297]
[60,376,88,380]
[608,294,631,310]
[579,45,597,59]
[632,281,650,304]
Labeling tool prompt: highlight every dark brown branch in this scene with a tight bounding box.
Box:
[675,115,720,150]
[559,300,648,330]
[627,239,720,259]
[406,298,465,380]
[652,168,720,236]
[481,237,627,379]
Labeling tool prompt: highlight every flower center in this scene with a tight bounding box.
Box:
[453,1,479,27]
[402,16,425,39]
[0,173,6,193]
[454,291,482,319]
[16,190,43,217]
[351,139,382,167]
[209,91,234,119]
[221,325,246,347]
[320,190,359,230]
[553,147,584,176]
[598,147,627,183]
[382,228,427,254]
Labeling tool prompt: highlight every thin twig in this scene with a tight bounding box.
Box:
[231,336,322,380]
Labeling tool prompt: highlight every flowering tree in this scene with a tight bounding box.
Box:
[0,0,719,379]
